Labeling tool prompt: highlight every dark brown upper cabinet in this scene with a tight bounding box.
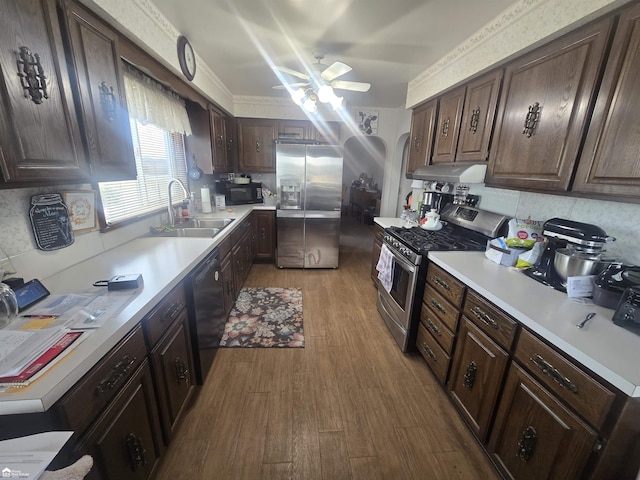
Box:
[572,2,640,199]
[276,119,311,141]
[432,86,466,164]
[237,118,276,172]
[211,109,234,173]
[0,0,89,184]
[61,0,136,181]
[456,70,503,163]
[485,17,614,192]
[406,99,437,177]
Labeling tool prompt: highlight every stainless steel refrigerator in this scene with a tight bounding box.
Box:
[276,141,343,268]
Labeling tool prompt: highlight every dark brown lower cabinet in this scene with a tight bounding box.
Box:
[448,318,509,442]
[489,363,598,480]
[149,310,195,443]
[79,360,164,480]
[371,224,383,284]
[254,210,275,260]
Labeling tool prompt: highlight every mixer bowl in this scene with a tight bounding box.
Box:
[553,248,611,281]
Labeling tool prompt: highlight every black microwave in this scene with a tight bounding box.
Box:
[214,181,263,205]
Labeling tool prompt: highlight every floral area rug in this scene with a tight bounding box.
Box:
[219,287,304,347]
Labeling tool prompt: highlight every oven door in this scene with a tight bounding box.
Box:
[377,243,418,331]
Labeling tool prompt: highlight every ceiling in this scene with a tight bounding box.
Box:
[151,0,517,109]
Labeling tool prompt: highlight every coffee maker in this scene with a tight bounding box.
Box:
[524,218,615,291]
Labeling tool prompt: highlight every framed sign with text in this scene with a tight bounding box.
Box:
[63,190,97,233]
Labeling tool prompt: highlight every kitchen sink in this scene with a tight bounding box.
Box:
[182,218,234,229]
[148,218,235,238]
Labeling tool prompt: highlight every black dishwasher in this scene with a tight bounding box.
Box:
[185,248,225,384]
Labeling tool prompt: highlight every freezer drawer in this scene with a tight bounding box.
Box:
[304,216,340,268]
[276,215,304,268]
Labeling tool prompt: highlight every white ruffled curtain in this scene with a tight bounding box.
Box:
[123,63,192,135]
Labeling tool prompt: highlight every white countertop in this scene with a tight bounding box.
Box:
[374,217,409,229]
[429,251,640,397]
[0,206,264,415]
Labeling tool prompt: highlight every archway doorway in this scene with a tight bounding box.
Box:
[342,136,386,222]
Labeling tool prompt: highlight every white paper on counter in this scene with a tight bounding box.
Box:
[0,431,73,479]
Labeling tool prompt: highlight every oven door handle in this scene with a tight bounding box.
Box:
[385,245,417,273]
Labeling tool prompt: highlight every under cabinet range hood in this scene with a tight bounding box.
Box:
[412,164,487,183]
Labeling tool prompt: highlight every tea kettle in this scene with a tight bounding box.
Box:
[0,282,18,329]
[421,209,443,230]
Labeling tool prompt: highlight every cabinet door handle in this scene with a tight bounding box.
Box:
[95,355,137,396]
[469,107,480,134]
[98,81,117,121]
[463,361,477,389]
[256,140,260,152]
[126,433,148,470]
[217,134,224,149]
[174,357,190,384]
[522,102,541,137]
[227,138,233,151]
[432,275,450,291]
[425,318,441,336]
[441,117,450,138]
[430,299,446,315]
[420,342,436,360]
[530,354,579,393]
[16,46,48,104]
[517,426,537,462]
[413,135,421,152]
[164,301,184,322]
[470,306,498,329]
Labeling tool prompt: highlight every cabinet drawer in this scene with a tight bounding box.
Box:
[143,283,186,348]
[515,329,615,429]
[423,285,459,333]
[463,290,518,350]
[416,322,450,384]
[218,235,232,260]
[231,218,251,244]
[57,325,146,432]
[420,303,455,354]
[426,263,465,308]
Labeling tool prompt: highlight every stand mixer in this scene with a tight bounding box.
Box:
[524,218,615,291]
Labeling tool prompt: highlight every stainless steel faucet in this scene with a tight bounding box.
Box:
[167,178,189,226]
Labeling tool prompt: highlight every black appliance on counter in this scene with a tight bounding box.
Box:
[593,264,640,309]
[214,180,263,205]
[377,204,508,352]
[185,248,225,384]
[523,218,615,292]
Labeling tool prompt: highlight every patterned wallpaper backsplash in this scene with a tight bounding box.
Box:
[1,183,639,282]
[467,184,640,265]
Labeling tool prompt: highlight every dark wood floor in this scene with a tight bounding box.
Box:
[155,217,499,479]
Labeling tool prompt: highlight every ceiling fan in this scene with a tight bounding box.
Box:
[273,51,371,111]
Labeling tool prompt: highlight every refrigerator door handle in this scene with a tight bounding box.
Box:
[276,210,305,219]
[304,210,341,219]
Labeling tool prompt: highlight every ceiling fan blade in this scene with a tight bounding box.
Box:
[272,82,310,90]
[321,62,352,82]
[274,66,309,81]
[331,80,371,92]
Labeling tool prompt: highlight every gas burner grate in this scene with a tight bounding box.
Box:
[386,224,488,255]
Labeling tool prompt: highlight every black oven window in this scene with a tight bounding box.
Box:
[390,261,410,310]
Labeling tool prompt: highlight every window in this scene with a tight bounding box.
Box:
[99,63,192,226]
[99,120,188,225]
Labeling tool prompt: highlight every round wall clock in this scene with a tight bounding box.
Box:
[177,35,196,81]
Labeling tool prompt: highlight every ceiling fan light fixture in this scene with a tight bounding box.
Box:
[317,84,334,103]
[303,96,317,113]
[329,94,344,111]
[290,88,305,106]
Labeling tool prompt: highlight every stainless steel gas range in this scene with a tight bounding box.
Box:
[376,204,507,352]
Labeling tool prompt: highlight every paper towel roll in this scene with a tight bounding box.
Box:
[201,187,212,213]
